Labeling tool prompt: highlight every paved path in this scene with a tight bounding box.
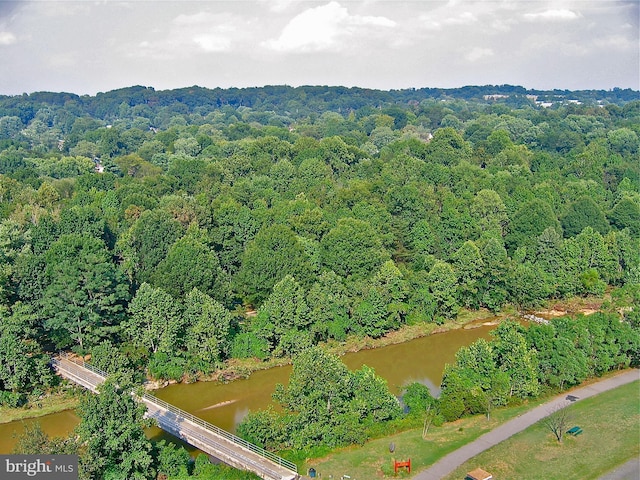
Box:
[598,457,640,480]
[413,369,640,479]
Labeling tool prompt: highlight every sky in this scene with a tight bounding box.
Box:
[0,0,638,95]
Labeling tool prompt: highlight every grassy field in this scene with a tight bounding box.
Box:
[302,401,536,479]
[442,380,640,480]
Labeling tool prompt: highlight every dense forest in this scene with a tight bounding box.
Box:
[1,84,639,479]
[1,85,639,403]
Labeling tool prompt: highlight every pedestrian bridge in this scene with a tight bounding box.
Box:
[51,355,299,480]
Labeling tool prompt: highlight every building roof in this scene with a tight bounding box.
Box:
[466,468,493,480]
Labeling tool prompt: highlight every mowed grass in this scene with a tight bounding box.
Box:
[442,380,640,480]
[302,402,535,479]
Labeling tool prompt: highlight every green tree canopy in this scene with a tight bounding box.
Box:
[561,197,609,237]
[320,217,389,279]
[236,224,312,305]
[151,231,222,299]
[506,198,561,253]
[76,381,154,480]
[40,234,129,351]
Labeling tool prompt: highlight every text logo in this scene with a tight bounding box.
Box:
[0,455,78,479]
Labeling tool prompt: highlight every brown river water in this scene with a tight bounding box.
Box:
[0,322,497,453]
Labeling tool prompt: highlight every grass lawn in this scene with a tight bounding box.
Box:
[442,380,640,480]
[302,401,535,479]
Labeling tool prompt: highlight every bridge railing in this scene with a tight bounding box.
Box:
[52,353,109,380]
[52,353,297,475]
[141,392,297,473]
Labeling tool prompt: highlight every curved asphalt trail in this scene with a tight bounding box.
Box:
[598,456,640,480]
[413,369,640,479]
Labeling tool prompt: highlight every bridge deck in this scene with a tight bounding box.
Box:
[51,355,298,480]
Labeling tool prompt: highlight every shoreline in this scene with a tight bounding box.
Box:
[0,296,609,425]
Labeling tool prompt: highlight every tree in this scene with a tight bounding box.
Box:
[12,422,77,455]
[209,198,260,274]
[424,127,472,166]
[535,226,564,292]
[353,260,408,337]
[90,340,141,389]
[0,219,28,304]
[491,321,539,398]
[154,441,191,478]
[452,240,484,309]
[320,217,389,279]
[479,237,509,311]
[507,261,554,308]
[526,323,589,389]
[241,347,400,450]
[561,197,609,237]
[0,304,53,406]
[609,197,640,236]
[564,227,611,296]
[427,260,459,321]
[152,231,223,299]
[40,234,130,351]
[252,275,312,357]
[236,224,312,305]
[402,382,440,435]
[403,382,436,418]
[124,283,183,355]
[471,189,509,237]
[607,127,639,156]
[542,403,572,443]
[183,288,233,370]
[351,364,402,423]
[76,381,154,479]
[118,209,183,284]
[307,270,351,342]
[506,198,561,253]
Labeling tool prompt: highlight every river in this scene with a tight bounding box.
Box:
[0,322,497,453]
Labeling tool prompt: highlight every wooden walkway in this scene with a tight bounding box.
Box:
[51,355,299,480]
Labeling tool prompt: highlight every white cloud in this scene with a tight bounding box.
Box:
[593,34,634,50]
[260,0,297,13]
[48,53,77,68]
[466,47,494,62]
[0,31,16,45]
[418,8,478,32]
[133,11,240,58]
[443,11,477,26]
[524,9,580,22]
[193,34,232,52]
[264,1,395,53]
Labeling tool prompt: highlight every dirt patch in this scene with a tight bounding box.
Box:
[535,307,600,319]
[534,296,605,319]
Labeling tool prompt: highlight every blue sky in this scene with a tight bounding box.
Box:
[0,0,638,95]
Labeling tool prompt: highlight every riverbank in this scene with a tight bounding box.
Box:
[0,294,613,424]
[0,390,81,425]
[192,293,607,386]
[192,307,509,386]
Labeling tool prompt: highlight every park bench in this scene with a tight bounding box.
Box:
[566,426,583,436]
